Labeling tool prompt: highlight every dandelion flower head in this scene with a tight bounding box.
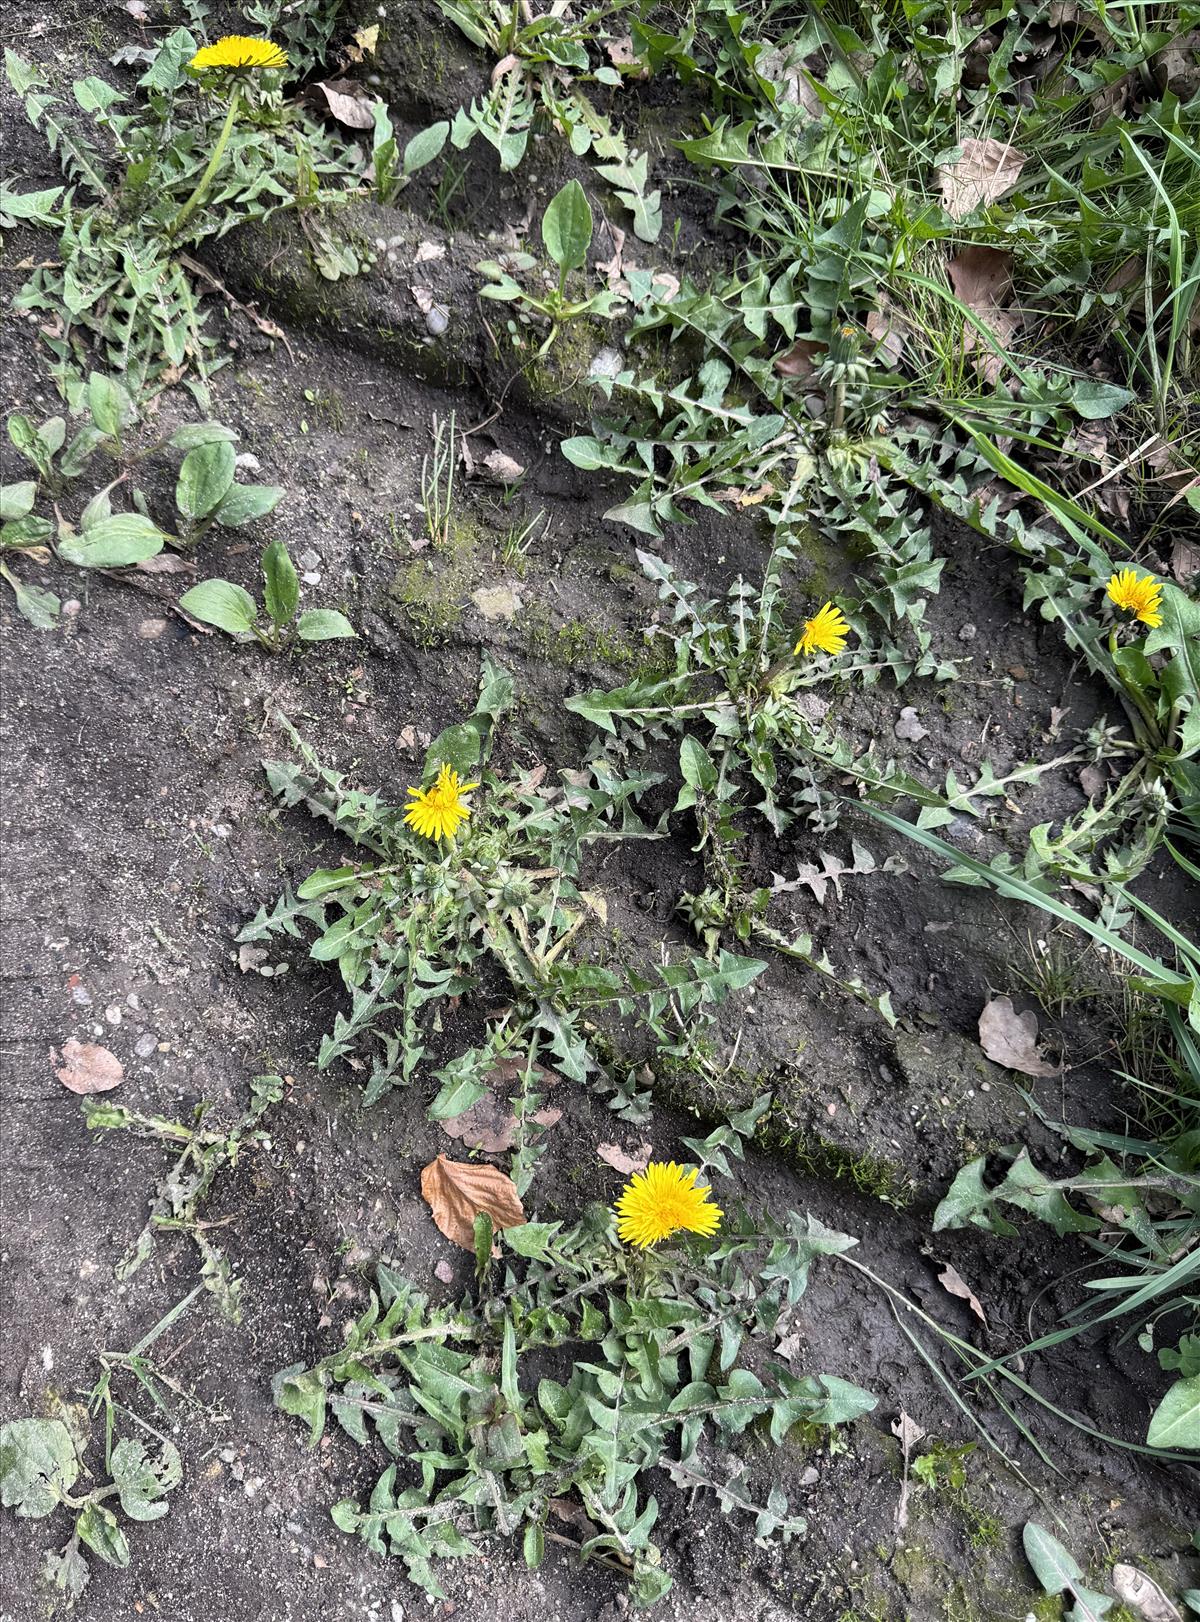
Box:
[189,36,288,73]
[403,763,478,842]
[1105,569,1163,629]
[614,1161,723,1248]
[794,601,851,657]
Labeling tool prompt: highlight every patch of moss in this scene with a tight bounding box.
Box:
[521,605,663,675]
[525,316,610,408]
[776,1128,917,1208]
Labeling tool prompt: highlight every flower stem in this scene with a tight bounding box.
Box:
[169,91,240,239]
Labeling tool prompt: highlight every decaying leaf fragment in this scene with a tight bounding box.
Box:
[978,996,1061,1078]
[938,137,1027,220]
[420,1154,525,1251]
[53,1039,123,1095]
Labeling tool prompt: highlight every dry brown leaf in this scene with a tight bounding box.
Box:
[1080,763,1107,800]
[411,285,434,314]
[774,338,824,379]
[54,1039,123,1095]
[891,1409,926,1532]
[1111,1564,1182,1622]
[548,1496,601,1536]
[946,245,1020,382]
[1171,533,1200,585]
[343,24,379,63]
[476,450,525,485]
[135,554,196,575]
[415,240,446,265]
[978,995,1061,1078]
[597,1142,652,1176]
[605,35,639,68]
[936,1261,987,1327]
[866,307,904,366]
[439,1091,519,1154]
[420,1154,525,1251]
[491,52,521,86]
[938,137,1027,221]
[312,79,375,129]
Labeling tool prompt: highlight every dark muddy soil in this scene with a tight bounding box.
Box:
[2,6,1198,1622]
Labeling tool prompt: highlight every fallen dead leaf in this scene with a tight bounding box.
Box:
[894,706,928,743]
[891,1409,926,1533]
[343,23,379,63]
[866,307,904,366]
[440,1093,518,1154]
[475,450,525,485]
[597,1142,652,1176]
[415,239,446,264]
[946,244,1020,383]
[1171,533,1200,586]
[1079,763,1107,800]
[311,79,375,129]
[54,1039,123,1095]
[548,1496,601,1536]
[936,1261,987,1327]
[597,223,626,287]
[978,995,1062,1078]
[774,338,824,379]
[491,51,521,86]
[938,137,1026,221]
[136,554,196,575]
[420,1154,525,1251]
[1111,1565,1182,1622]
[411,285,434,314]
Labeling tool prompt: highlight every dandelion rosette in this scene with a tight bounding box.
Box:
[794,601,851,657]
[189,36,288,73]
[1105,569,1163,629]
[614,1161,723,1248]
[403,763,478,842]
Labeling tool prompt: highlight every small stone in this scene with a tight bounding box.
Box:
[425,304,449,336]
[1008,664,1028,680]
[589,346,623,379]
[62,599,81,617]
[297,549,320,571]
[104,1004,122,1026]
[302,571,321,586]
[135,1032,157,1058]
[957,622,977,642]
[138,617,168,639]
[434,1259,454,1284]
[70,985,92,1006]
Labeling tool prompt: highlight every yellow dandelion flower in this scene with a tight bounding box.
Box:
[189,36,288,73]
[1105,569,1163,629]
[614,1161,723,1249]
[403,763,478,842]
[794,601,851,657]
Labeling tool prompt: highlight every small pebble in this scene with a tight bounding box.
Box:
[104,1004,122,1025]
[135,1033,157,1058]
[958,622,977,642]
[425,304,449,336]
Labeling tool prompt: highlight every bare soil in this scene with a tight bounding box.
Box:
[2,6,1197,1621]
